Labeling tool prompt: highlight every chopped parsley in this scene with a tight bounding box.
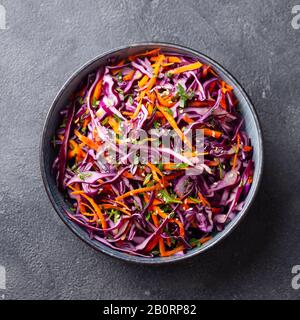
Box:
[153,121,161,129]
[78,172,92,181]
[143,173,152,186]
[175,163,189,169]
[176,83,195,108]
[189,238,202,247]
[101,117,109,126]
[159,190,182,204]
[91,97,99,107]
[128,95,134,104]
[117,72,123,83]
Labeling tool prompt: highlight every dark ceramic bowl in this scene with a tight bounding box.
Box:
[40,42,263,264]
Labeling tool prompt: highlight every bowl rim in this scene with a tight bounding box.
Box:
[40,41,264,264]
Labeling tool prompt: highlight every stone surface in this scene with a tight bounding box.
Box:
[0,0,299,300]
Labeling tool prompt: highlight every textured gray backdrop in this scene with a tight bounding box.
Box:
[0,0,299,300]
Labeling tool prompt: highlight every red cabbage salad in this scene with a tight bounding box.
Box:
[52,48,254,258]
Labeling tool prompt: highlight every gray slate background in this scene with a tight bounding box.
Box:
[0,0,299,300]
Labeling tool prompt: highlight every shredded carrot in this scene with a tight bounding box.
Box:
[154,110,165,119]
[151,170,161,184]
[198,192,211,207]
[79,202,97,222]
[143,194,163,206]
[93,128,102,143]
[221,81,233,94]
[209,67,218,77]
[161,245,185,257]
[152,213,159,226]
[122,171,135,179]
[72,190,107,229]
[162,62,175,67]
[146,55,164,92]
[151,213,167,256]
[156,105,193,150]
[232,134,241,169]
[108,116,120,134]
[243,145,253,152]
[206,160,219,167]
[102,200,130,211]
[153,199,163,205]
[123,70,135,81]
[74,129,100,151]
[162,163,182,171]
[167,56,181,63]
[146,162,164,178]
[168,61,202,75]
[80,202,96,214]
[199,236,212,244]
[101,204,131,216]
[188,100,214,107]
[129,48,161,61]
[81,211,95,218]
[203,128,222,139]
[162,163,176,171]
[148,91,156,104]
[182,115,194,124]
[82,117,91,129]
[115,183,166,201]
[131,91,146,119]
[68,139,86,161]
[155,89,176,107]
[166,237,172,247]
[147,102,154,116]
[211,207,221,214]
[122,111,133,116]
[170,219,185,238]
[111,60,126,75]
[138,75,149,88]
[153,206,168,219]
[92,80,103,102]
[220,93,227,110]
[164,171,184,181]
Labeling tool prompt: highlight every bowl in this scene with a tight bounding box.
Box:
[40,42,263,264]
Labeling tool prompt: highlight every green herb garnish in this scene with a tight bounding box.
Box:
[78,172,92,181]
[160,190,182,204]
[117,72,123,83]
[133,155,140,165]
[177,83,194,108]
[189,238,202,247]
[78,97,85,105]
[143,173,152,186]
[151,250,160,256]
[157,163,164,171]
[164,108,173,116]
[116,87,124,95]
[128,95,134,104]
[91,97,99,107]
[113,114,121,123]
[146,211,151,221]
[101,117,109,126]
[108,209,121,224]
[153,121,161,129]
[175,163,189,169]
